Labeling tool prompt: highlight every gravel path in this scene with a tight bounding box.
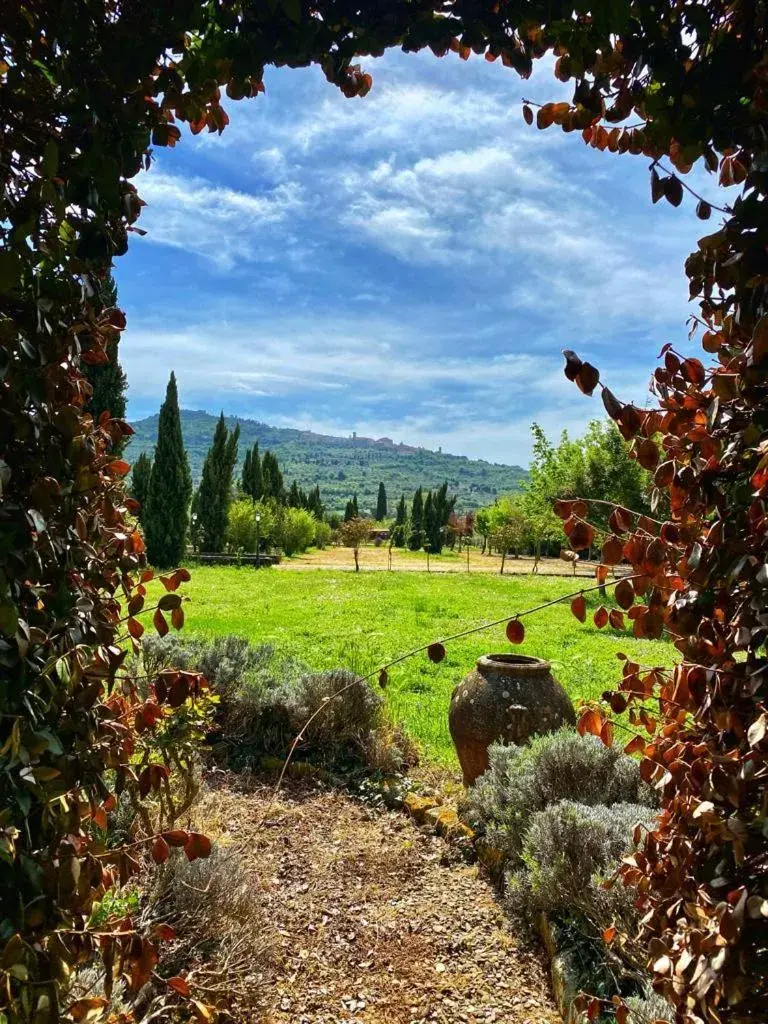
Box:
[196,778,560,1024]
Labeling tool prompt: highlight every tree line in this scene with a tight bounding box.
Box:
[131,373,331,564]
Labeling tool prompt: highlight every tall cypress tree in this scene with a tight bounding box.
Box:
[288,480,303,508]
[241,442,263,501]
[376,481,387,521]
[307,485,324,519]
[144,372,192,567]
[261,450,283,502]
[391,494,407,547]
[408,487,424,551]
[242,449,252,497]
[84,273,128,452]
[195,413,240,553]
[344,494,359,521]
[251,444,263,499]
[424,490,440,552]
[130,452,152,523]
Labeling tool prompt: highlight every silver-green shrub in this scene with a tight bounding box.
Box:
[507,799,655,925]
[462,728,655,859]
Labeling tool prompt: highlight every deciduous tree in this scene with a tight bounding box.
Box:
[339,516,374,572]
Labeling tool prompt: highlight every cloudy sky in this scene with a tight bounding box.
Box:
[116,47,723,466]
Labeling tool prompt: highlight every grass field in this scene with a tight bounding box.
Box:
[171,565,677,764]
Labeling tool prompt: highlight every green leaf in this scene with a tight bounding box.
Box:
[42,139,58,177]
[0,250,22,295]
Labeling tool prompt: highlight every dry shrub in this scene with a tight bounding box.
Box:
[140,634,416,773]
[139,843,270,1012]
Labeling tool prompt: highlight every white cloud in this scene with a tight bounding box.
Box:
[136,172,303,268]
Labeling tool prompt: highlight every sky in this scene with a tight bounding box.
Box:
[116,47,726,467]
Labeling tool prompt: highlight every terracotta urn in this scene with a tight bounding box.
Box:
[448,654,575,786]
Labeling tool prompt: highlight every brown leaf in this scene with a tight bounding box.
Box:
[601,387,622,420]
[127,617,144,640]
[522,104,533,125]
[578,708,603,737]
[664,175,683,207]
[571,595,587,622]
[609,609,625,630]
[651,169,665,203]
[602,536,624,565]
[427,642,446,663]
[569,520,595,551]
[167,976,190,997]
[563,349,583,381]
[184,832,212,861]
[635,438,660,470]
[603,925,616,943]
[153,608,169,637]
[70,998,108,1023]
[171,605,184,630]
[378,669,388,689]
[506,619,525,644]
[151,836,170,865]
[696,199,712,220]
[553,498,572,520]
[751,315,768,365]
[594,606,609,628]
[615,578,635,610]
[609,507,633,534]
[576,362,600,395]
[624,735,645,755]
[163,829,190,848]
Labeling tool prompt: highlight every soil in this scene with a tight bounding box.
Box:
[194,775,560,1024]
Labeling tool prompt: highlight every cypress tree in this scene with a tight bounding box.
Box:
[243,442,262,500]
[84,273,128,452]
[391,494,407,547]
[408,487,424,551]
[288,480,302,508]
[251,444,263,499]
[376,481,387,521]
[424,490,440,552]
[130,452,152,523]
[143,372,192,567]
[307,485,324,519]
[195,413,240,553]
[261,450,283,502]
[242,449,252,497]
[344,493,359,522]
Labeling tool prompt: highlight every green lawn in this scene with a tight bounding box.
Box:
[174,567,677,763]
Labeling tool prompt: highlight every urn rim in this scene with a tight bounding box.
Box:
[476,653,552,675]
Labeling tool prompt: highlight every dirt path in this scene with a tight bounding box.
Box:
[275,547,605,578]
[197,778,559,1024]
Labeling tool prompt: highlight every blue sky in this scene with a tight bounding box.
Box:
[116,48,724,466]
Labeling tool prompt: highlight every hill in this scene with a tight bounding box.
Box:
[127,409,527,514]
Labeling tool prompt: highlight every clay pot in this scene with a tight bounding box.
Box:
[448,654,575,786]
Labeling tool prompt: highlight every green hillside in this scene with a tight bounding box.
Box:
[127,410,527,514]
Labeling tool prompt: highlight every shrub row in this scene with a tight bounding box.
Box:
[462,730,668,1021]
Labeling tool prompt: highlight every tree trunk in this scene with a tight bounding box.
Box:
[354,548,359,572]
[500,551,506,575]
